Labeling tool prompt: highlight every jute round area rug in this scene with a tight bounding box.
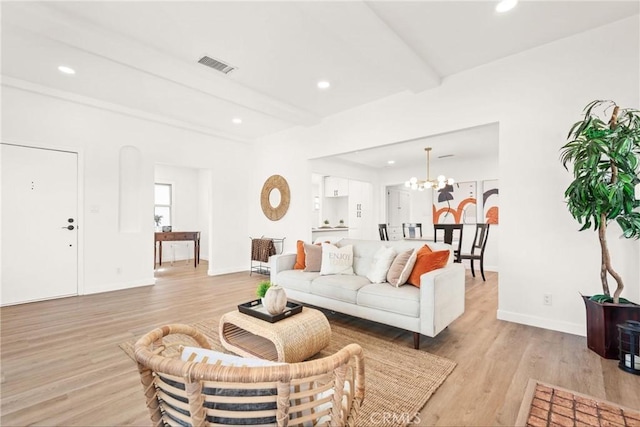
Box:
[120,316,456,427]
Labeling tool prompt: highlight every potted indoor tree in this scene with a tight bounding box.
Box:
[560,100,640,358]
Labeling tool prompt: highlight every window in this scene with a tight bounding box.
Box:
[154,183,172,229]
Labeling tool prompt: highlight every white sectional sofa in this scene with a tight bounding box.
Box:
[270,238,465,349]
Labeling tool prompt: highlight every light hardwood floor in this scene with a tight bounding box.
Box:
[1,262,638,426]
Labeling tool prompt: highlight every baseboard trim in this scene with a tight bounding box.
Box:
[207,266,249,276]
[83,277,155,295]
[497,309,585,337]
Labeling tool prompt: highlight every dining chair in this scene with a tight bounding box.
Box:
[460,223,490,281]
[433,223,463,263]
[402,223,423,238]
[378,224,389,241]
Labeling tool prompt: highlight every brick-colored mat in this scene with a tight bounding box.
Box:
[515,379,640,427]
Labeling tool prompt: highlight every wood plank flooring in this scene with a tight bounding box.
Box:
[1,262,638,425]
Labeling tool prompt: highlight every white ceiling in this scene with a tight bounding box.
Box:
[1,1,638,144]
[328,122,499,171]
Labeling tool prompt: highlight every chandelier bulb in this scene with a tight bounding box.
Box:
[406,147,454,191]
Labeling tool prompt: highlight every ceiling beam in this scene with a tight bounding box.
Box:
[4,2,321,128]
[296,1,441,93]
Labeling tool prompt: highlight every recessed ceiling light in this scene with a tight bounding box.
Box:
[317,81,331,90]
[387,160,395,165]
[58,65,76,75]
[232,118,242,124]
[495,0,517,13]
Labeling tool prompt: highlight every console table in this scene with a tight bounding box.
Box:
[154,231,200,268]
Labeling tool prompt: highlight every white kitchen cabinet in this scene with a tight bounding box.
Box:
[388,226,403,241]
[348,180,372,239]
[387,189,410,240]
[324,176,349,197]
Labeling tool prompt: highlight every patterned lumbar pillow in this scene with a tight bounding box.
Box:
[366,246,397,283]
[181,346,280,366]
[320,243,354,275]
[174,347,280,424]
[386,248,417,287]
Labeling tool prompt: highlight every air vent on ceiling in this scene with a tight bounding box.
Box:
[198,55,237,74]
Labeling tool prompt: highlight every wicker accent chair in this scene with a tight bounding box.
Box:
[134,324,365,426]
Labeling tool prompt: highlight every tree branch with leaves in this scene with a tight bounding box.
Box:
[560,100,640,304]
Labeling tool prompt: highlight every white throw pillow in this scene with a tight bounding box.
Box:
[366,246,397,283]
[320,243,354,275]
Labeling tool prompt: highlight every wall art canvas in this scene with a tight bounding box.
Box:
[482,179,499,224]
[432,181,477,224]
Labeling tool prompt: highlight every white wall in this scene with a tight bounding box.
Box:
[1,85,250,294]
[250,17,640,336]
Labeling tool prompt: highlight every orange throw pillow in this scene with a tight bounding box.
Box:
[294,240,306,269]
[407,245,450,287]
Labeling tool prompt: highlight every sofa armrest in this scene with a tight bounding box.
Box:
[418,263,466,337]
[270,253,297,282]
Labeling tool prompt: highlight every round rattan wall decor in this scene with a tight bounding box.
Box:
[260,175,290,221]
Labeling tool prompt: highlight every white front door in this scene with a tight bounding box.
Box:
[1,144,79,305]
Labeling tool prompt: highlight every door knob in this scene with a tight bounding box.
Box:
[62,225,75,230]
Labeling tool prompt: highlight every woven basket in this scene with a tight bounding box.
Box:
[134,324,365,426]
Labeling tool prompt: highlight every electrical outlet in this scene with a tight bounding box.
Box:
[543,294,552,306]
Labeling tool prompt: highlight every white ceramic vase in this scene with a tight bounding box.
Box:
[263,285,287,315]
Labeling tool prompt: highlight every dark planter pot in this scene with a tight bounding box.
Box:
[583,295,640,359]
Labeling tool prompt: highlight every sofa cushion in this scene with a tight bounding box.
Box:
[357,283,420,317]
[407,245,450,287]
[366,246,396,284]
[303,243,322,272]
[336,239,387,276]
[276,270,320,293]
[311,274,371,304]
[320,243,354,275]
[386,248,417,287]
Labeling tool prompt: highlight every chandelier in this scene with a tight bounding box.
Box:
[404,147,455,191]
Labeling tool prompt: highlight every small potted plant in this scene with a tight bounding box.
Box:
[321,219,331,228]
[560,100,640,358]
[256,280,271,299]
[154,214,163,231]
[338,219,346,228]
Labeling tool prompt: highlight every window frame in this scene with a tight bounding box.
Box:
[154,182,173,229]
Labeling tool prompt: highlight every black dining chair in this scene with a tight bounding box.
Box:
[402,223,422,238]
[378,224,389,241]
[460,223,490,281]
[433,223,463,263]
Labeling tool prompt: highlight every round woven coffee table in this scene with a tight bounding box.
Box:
[219,307,331,362]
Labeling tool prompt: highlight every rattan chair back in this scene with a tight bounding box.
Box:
[134,324,365,427]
